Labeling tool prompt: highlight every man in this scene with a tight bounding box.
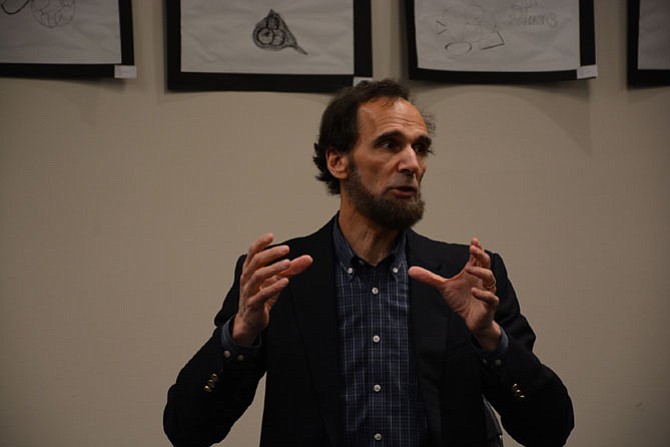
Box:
[164,79,574,447]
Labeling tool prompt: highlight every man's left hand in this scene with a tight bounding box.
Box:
[408,237,501,351]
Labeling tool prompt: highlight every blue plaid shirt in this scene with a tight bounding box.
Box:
[333,223,428,447]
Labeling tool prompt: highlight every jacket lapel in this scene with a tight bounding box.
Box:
[406,230,468,446]
[287,219,342,447]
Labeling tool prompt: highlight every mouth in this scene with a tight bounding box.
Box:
[387,185,419,199]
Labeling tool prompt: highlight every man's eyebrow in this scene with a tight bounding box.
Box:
[373,130,403,145]
[372,131,432,147]
[414,134,433,148]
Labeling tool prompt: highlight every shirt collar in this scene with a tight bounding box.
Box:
[332,214,407,274]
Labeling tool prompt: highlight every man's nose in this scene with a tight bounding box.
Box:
[398,145,422,176]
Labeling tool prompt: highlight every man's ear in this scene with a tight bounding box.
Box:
[326,148,349,180]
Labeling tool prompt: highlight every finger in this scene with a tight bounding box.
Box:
[465,265,496,290]
[246,277,289,310]
[469,239,491,269]
[244,233,275,270]
[246,254,314,298]
[471,237,482,249]
[251,255,313,305]
[244,244,291,282]
[471,287,500,309]
[242,233,274,272]
[408,266,448,288]
[283,255,313,277]
[245,258,291,294]
[257,254,313,288]
[465,237,481,267]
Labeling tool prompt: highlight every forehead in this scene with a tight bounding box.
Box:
[356,98,428,139]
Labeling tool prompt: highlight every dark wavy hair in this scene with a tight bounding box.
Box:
[313,79,433,195]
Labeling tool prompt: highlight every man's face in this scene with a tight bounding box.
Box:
[341,98,431,230]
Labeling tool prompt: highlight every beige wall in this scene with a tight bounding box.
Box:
[1,1,669,446]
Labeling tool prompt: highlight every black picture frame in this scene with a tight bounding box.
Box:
[628,0,670,86]
[165,0,372,93]
[0,0,134,79]
[405,0,596,84]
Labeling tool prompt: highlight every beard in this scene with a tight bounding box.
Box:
[344,163,425,230]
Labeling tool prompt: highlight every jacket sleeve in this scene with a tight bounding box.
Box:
[483,252,574,447]
[163,255,266,447]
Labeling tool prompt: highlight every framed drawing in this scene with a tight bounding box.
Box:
[628,0,670,86]
[0,0,135,79]
[406,0,597,83]
[165,0,372,92]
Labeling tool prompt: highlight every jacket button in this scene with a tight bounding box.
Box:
[511,383,526,400]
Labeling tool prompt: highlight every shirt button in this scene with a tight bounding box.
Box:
[371,287,379,295]
[347,267,354,275]
[494,359,503,367]
[373,384,382,392]
[372,335,381,343]
[392,267,399,274]
[223,351,231,359]
[236,354,245,361]
[374,433,383,441]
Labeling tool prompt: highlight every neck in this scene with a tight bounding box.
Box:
[337,201,400,266]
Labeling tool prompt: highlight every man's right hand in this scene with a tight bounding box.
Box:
[232,233,313,347]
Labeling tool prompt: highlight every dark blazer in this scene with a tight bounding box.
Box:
[164,218,573,447]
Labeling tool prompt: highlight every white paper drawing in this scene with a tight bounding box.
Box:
[180,0,354,75]
[414,0,580,72]
[637,0,670,70]
[0,0,121,64]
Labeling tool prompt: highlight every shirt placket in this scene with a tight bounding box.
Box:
[367,264,386,445]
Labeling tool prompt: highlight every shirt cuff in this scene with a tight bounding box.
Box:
[220,316,261,362]
[477,328,509,370]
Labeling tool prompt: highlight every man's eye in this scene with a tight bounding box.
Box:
[380,140,399,150]
[413,144,432,155]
